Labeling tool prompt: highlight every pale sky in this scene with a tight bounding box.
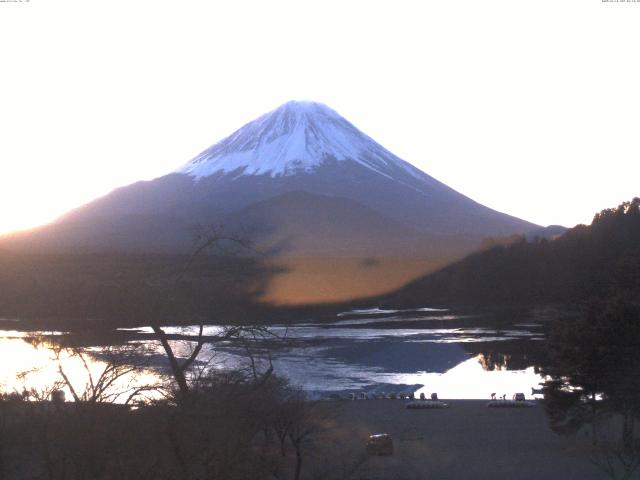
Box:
[1,0,639,235]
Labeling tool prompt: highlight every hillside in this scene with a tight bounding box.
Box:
[385,198,640,307]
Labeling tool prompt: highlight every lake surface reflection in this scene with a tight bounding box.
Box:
[1,308,549,401]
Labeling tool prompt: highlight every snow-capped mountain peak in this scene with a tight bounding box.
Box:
[176,100,425,181]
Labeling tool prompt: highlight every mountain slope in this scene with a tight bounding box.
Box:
[174,100,536,236]
[223,190,469,257]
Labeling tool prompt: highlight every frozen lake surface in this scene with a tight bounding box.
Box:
[0,308,549,401]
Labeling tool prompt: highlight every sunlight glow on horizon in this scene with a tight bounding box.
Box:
[1,1,639,236]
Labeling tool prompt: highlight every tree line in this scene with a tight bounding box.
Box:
[387,198,640,308]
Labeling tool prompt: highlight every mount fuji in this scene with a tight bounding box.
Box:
[2,101,539,303]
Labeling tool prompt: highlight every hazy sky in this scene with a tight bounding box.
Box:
[1,0,639,235]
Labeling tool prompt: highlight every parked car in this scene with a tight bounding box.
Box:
[366,433,394,456]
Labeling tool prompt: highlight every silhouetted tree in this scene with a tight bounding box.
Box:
[540,299,640,478]
[146,228,275,401]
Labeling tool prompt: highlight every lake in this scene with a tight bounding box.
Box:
[0,307,551,401]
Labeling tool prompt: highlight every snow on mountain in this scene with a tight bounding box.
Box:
[176,100,425,182]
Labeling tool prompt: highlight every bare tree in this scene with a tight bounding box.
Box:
[146,227,276,400]
[53,343,164,404]
[265,381,319,480]
[589,414,640,480]
[590,439,640,480]
[287,394,318,480]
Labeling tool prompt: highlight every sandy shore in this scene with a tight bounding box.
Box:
[309,399,603,480]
